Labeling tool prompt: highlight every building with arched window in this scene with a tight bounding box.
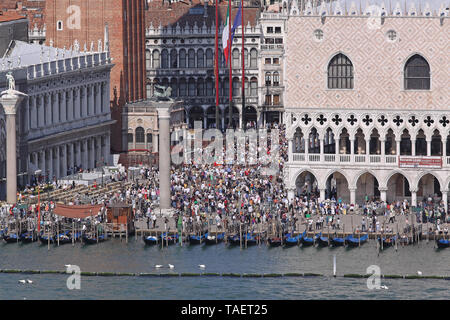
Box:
[283,4,450,210]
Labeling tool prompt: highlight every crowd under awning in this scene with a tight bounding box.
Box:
[53,204,103,219]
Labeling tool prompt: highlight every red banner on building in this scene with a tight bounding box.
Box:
[399,156,442,168]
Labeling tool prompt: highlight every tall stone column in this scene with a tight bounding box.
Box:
[82,139,88,170]
[104,134,110,165]
[76,142,82,169]
[349,188,356,205]
[89,85,95,116]
[48,148,54,180]
[411,189,417,207]
[30,96,37,129]
[0,91,25,204]
[319,188,326,202]
[426,139,431,156]
[75,88,81,119]
[379,187,387,203]
[396,139,401,156]
[95,84,101,115]
[81,86,87,118]
[61,145,67,177]
[60,90,67,123]
[442,190,448,213]
[156,101,178,212]
[45,93,51,126]
[411,139,416,156]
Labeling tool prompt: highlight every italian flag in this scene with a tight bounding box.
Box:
[222,6,230,66]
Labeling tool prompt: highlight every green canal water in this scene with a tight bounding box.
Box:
[0,238,448,299]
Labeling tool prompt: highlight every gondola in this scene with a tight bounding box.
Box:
[55,231,73,245]
[189,234,205,244]
[268,237,283,247]
[284,233,300,246]
[243,233,258,246]
[378,236,396,248]
[143,235,159,245]
[436,238,450,249]
[3,233,20,243]
[300,230,315,246]
[20,232,36,243]
[317,234,330,247]
[161,233,179,245]
[82,233,106,244]
[345,234,368,247]
[39,233,54,244]
[331,235,345,246]
[204,232,225,245]
[227,234,241,246]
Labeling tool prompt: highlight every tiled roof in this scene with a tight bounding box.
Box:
[0,0,45,29]
[0,10,26,23]
[146,0,260,28]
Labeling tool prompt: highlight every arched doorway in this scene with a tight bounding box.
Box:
[386,172,411,203]
[417,173,441,204]
[243,105,257,129]
[356,172,380,204]
[295,170,319,199]
[189,106,205,129]
[325,171,350,202]
[206,106,219,129]
[224,106,239,129]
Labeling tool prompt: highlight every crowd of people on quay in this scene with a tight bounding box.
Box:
[1,123,449,239]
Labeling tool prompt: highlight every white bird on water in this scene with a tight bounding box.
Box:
[18,280,26,284]
[168,264,175,269]
[65,265,72,268]
[380,285,389,290]
[198,264,206,269]
[417,271,423,276]
[155,265,163,269]
[26,279,33,284]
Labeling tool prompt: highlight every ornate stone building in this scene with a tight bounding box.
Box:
[283,1,450,209]
[0,40,114,199]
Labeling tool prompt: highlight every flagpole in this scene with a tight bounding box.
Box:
[241,0,245,131]
[215,0,220,131]
[228,0,232,129]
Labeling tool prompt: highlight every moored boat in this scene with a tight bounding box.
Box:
[143,235,159,245]
[301,230,315,246]
[378,236,396,248]
[82,233,106,244]
[331,235,345,246]
[189,234,205,244]
[268,237,283,247]
[161,233,179,245]
[317,234,330,247]
[284,233,300,246]
[227,234,241,246]
[243,233,258,246]
[20,232,36,243]
[204,232,225,245]
[3,233,20,243]
[39,233,54,244]
[436,238,449,249]
[345,234,368,247]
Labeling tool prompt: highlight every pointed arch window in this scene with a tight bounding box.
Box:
[327,53,354,89]
[404,54,430,90]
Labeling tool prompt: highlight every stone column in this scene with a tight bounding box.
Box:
[288,138,293,162]
[411,189,417,207]
[365,138,370,155]
[66,90,73,122]
[350,139,355,155]
[30,96,37,129]
[89,84,95,116]
[61,145,67,177]
[380,138,386,162]
[48,148,53,182]
[0,91,25,204]
[81,86,87,118]
[45,93,51,126]
[82,139,88,170]
[68,143,74,175]
[60,90,67,123]
[320,138,324,162]
[443,139,447,157]
[39,151,45,180]
[396,139,401,155]
[76,142,82,169]
[426,139,431,156]
[75,88,81,119]
[156,101,178,212]
[379,187,387,203]
[95,84,101,115]
[411,139,416,156]
[52,92,59,124]
[55,147,61,179]
[349,188,356,205]
[442,190,448,213]
[287,188,295,202]
[104,134,110,165]
[319,188,326,202]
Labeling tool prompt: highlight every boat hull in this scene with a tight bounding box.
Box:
[3,234,19,243]
[143,236,159,245]
[436,239,450,249]
[268,238,283,247]
[331,238,345,246]
[317,237,329,247]
[82,235,106,244]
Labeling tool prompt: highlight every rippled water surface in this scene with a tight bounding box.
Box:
[0,238,448,299]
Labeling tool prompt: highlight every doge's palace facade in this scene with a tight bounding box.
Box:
[283,2,450,210]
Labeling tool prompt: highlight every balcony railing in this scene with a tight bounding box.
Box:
[290,154,450,168]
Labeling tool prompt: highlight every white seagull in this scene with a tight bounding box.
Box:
[417,271,423,276]
[18,280,26,284]
[64,264,72,268]
[155,265,163,268]
[26,279,33,284]
[168,264,175,269]
[198,264,206,269]
[380,285,389,290]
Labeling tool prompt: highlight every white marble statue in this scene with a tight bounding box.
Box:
[6,72,15,91]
